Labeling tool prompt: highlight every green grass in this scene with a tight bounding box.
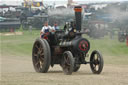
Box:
[1,30,39,57]
[1,30,128,65]
[83,35,128,65]
[87,36,128,56]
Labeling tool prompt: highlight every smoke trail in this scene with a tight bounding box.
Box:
[48,8,74,16]
[48,8,75,25]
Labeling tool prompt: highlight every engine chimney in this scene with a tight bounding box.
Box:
[74,6,82,32]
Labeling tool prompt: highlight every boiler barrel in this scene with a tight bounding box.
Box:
[59,41,72,47]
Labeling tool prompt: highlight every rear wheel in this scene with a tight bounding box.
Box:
[32,38,51,73]
[61,51,74,75]
[90,50,104,74]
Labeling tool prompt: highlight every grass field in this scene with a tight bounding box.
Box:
[1,30,128,65]
[1,30,128,85]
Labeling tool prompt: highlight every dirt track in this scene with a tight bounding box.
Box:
[1,55,128,85]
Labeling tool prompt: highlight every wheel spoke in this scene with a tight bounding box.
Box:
[38,47,42,53]
[34,53,38,57]
[64,56,70,66]
[64,55,67,61]
[97,57,100,62]
[93,54,100,65]
[39,47,44,54]
[35,44,39,50]
[40,52,44,56]
[40,56,44,62]
[36,61,43,70]
[65,62,71,66]
[35,61,40,67]
[97,60,100,64]
[93,64,96,70]
[96,55,100,65]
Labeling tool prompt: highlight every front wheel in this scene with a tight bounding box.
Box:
[61,51,74,75]
[90,50,104,74]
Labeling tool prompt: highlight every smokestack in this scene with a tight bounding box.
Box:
[74,6,82,31]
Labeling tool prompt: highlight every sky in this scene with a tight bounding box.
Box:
[0,0,128,5]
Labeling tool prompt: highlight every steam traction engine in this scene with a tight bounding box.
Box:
[32,6,104,75]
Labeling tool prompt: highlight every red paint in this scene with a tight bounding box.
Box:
[79,40,88,51]
[74,8,82,12]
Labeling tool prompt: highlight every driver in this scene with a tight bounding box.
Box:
[63,20,76,39]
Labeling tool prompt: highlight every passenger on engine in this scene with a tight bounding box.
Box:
[52,22,59,31]
[40,22,55,39]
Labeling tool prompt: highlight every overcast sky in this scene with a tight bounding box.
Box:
[0,0,128,5]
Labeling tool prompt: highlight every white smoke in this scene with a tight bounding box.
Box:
[48,8,74,16]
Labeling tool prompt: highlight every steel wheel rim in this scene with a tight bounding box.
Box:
[33,42,45,71]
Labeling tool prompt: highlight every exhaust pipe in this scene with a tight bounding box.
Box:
[74,6,82,32]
